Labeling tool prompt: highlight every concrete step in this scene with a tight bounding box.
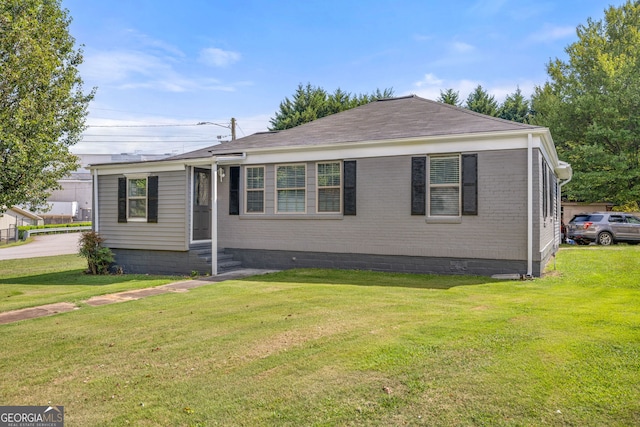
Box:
[192,248,242,273]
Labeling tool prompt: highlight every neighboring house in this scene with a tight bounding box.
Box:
[0,207,43,243]
[89,95,572,277]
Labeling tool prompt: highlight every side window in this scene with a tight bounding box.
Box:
[118,176,158,223]
[542,160,549,219]
[317,162,341,213]
[429,155,460,216]
[627,216,640,224]
[276,164,306,213]
[609,215,624,223]
[245,166,265,213]
[128,178,147,219]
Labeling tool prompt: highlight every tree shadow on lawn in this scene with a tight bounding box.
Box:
[0,270,173,286]
[240,268,503,290]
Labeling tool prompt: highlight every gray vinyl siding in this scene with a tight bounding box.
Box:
[97,170,188,251]
[217,149,534,262]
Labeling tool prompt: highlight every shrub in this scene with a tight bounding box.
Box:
[78,231,114,275]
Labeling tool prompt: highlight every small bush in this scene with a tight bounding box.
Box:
[78,231,114,275]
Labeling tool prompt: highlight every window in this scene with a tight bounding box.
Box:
[317,162,341,213]
[118,176,157,223]
[429,155,460,216]
[277,164,306,213]
[195,170,210,207]
[627,216,640,224]
[245,166,264,213]
[128,178,147,219]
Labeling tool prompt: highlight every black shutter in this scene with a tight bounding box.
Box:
[343,160,357,215]
[147,176,158,223]
[461,154,478,216]
[411,157,426,216]
[229,166,240,215]
[118,177,127,223]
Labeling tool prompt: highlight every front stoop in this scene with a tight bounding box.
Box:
[190,247,243,274]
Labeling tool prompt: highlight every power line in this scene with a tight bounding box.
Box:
[81,143,219,145]
[87,123,228,128]
[81,134,214,138]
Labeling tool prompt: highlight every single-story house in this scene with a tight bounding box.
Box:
[0,206,44,228]
[0,207,44,243]
[89,95,572,277]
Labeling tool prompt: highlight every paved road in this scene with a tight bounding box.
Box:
[0,233,81,260]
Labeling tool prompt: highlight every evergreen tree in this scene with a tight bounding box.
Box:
[464,85,498,116]
[269,84,393,131]
[498,87,530,123]
[437,88,461,106]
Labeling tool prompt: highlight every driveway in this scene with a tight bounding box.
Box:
[0,233,81,260]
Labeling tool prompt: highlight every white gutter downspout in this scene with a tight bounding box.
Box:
[211,160,218,276]
[93,169,99,232]
[527,133,533,278]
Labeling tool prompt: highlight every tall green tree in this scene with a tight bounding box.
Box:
[269,84,393,131]
[498,87,530,123]
[531,1,640,205]
[437,88,462,106]
[0,0,94,212]
[464,85,498,116]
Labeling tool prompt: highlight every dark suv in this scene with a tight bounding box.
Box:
[567,212,640,245]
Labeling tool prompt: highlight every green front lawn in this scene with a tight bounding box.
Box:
[0,254,178,312]
[1,247,639,426]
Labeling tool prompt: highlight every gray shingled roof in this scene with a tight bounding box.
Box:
[170,95,542,160]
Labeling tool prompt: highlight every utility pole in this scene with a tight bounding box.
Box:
[231,117,236,141]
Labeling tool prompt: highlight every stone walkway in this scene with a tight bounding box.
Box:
[0,269,277,325]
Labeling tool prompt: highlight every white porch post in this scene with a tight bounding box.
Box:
[211,160,218,276]
[527,133,533,277]
[93,169,99,232]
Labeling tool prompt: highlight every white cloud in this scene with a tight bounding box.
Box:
[409,73,478,101]
[123,28,186,58]
[413,33,434,42]
[199,47,241,67]
[451,41,475,53]
[414,73,444,88]
[527,24,575,43]
[82,48,246,93]
[408,72,537,103]
[424,39,478,69]
[82,51,165,83]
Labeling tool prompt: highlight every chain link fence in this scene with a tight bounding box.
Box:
[0,227,18,245]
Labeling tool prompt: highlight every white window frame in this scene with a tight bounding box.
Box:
[429,154,461,217]
[276,163,307,214]
[316,161,342,213]
[126,175,148,222]
[244,166,265,214]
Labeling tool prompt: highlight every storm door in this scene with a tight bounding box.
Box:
[192,168,212,240]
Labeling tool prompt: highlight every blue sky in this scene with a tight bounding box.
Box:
[61,0,623,155]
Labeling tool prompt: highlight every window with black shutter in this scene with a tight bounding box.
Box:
[147,176,158,223]
[343,160,357,215]
[229,166,240,215]
[461,154,478,216]
[117,175,157,223]
[411,157,426,215]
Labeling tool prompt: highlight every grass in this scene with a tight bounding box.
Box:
[0,254,179,312]
[1,246,639,426]
[0,237,33,248]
